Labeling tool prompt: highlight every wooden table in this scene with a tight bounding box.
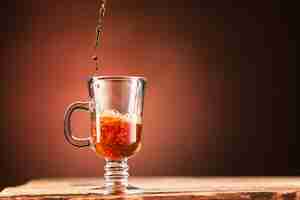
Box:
[1,177,300,200]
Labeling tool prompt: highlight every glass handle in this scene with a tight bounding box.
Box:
[64,101,91,148]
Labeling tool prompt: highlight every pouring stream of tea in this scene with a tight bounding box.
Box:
[92,0,107,73]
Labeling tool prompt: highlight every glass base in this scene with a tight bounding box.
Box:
[104,185,142,195]
[93,185,142,195]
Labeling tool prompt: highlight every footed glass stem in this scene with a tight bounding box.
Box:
[103,159,142,195]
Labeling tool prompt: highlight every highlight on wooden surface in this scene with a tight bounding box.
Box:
[1,177,300,200]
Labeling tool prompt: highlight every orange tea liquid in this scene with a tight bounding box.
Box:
[91,113,142,160]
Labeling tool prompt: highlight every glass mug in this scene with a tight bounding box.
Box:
[64,76,147,195]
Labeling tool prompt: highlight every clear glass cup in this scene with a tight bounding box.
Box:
[64,76,147,195]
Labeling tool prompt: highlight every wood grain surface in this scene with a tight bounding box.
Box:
[1,177,300,200]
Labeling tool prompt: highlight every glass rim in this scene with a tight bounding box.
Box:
[91,75,147,83]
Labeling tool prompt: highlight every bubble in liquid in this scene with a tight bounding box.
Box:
[101,109,122,118]
[122,113,142,124]
[100,110,142,124]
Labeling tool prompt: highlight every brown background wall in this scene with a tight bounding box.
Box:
[0,0,296,189]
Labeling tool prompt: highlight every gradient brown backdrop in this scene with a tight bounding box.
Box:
[0,0,297,189]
